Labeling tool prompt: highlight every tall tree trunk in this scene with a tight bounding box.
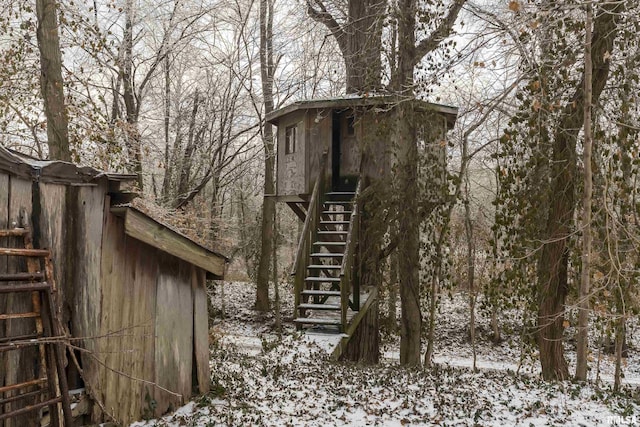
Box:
[575,2,593,382]
[424,231,445,366]
[176,90,200,204]
[36,0,70,161]
[161,54,172,202]
[121,0,143,190]
[396,0,421,366]
[307,0,385,94]
[613,316,626,391]
[255,0,276,311]
[464,176,477,372]
[387,245,399,332]
[273,204,281,334]
[537,2,622,381]
[344,0,385,93]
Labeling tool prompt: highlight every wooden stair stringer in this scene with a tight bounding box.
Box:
[328,286,378,361]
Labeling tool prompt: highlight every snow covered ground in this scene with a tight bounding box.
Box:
[132,281,640,426]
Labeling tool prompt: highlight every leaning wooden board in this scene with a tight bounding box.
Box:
[5,177,35,427]
[69,185,105,421]
[192,266,210,394]
[97,203,127,422]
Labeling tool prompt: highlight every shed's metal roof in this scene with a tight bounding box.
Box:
[0,145,137,184]
[266,95,458,129]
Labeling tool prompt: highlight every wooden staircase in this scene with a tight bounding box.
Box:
[294,191,358,330]
[291,153,361,332]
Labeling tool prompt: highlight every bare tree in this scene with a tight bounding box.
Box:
[36,0,71,161]
[575,1,593,382]
[536,1,623,380]
[255,0,276,311]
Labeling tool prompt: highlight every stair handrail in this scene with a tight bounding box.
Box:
[291,152,328,315]
[339,179,361,329]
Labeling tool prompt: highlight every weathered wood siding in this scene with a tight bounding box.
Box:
[155,254,193,414]
[339,112,360,178]
[0,173,8,420]
[192,267,210,394]
[306,111,331,193]
[95,207,209,424]
[3,177,36,427]
[96,203,128,422]
[360,111,393,182]
[276,110,306,197]
[0,179,212,425]
[96,208,164,424]
[71,185,106,402]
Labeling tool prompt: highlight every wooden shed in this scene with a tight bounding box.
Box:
[266,95,458,202]
[0,146,226,425]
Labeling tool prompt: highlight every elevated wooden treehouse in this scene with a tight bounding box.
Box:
[266,95,457,359]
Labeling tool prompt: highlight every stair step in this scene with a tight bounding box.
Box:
[307,264,341,270]
[301,289,341,297]
[321,210,352,215]
[305,276,341,282]
[324,201,352,206]
[325,192,355,197]
[319,220,350,225]
[310,253,344,258]
[293,317,342,326]
[317,230,348,235]
[298,303,341,311]
[313,241,346,246]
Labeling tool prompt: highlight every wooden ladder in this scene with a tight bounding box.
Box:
[0,225,73,426]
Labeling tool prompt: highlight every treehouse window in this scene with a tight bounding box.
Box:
[285,125,297,154]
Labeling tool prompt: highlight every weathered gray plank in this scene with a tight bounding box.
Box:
[119,207,225,277]
[154,255,193,415]
[111,230,135,424]
[339,112,361,177]
[128,241,157,422]
[97,205,127,423]
[277,111,306,196]
[69,186,105,412]
[306,112,331,194]
[119,237,157,424]
[192,267,209,394]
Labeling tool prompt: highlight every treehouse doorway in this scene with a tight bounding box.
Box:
[331,110,358,192]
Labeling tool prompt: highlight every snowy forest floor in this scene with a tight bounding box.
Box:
[132,281,640,426]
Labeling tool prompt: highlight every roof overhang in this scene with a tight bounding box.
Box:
[111,206,227,279]
[0,145,137,185]
[266,95,458,130]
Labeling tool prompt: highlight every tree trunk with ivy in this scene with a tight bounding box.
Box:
[537,1,623,381]
[307,0,385,94]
